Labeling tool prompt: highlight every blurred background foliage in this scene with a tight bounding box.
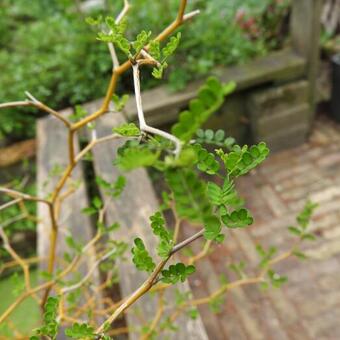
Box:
[0,0,290,141]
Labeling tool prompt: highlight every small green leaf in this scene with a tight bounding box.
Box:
[162,32,181,58]
[203,216,222,240]
[112,94,129,111]
[149,40,161,60]
[292,250,307,260]
[131,238,156,273]
[160,263,196,284]
[301,233,317,241]
[64,322,95,339]
[222,208,253,228]
[85,16,102,26]
[132,30,152,55]
[113,122,140,136]
[288,226,302,236]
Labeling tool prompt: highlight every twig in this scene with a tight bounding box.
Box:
[72,0,195,130]
[132,63,182,156]
[0,94,71,127]
[60,248,116,295]
[96,227,204,332]
[0,227,32,291]
[141,290,165,340]
[0,187,50,204]
[170,229,204,255]
[96,258,170,333]
[0,198,22,212]
[107,0,130,69]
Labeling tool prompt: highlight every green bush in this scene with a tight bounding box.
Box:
[0,0,289,140]
[0,0,111,140]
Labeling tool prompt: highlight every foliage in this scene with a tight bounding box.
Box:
[131,238,156,273]
[0,2,319,340]
[0,1,111,140]
[64,322,96,339]
[288,201,318,241]
[171,77,236,142]
[150,212,173,258]
[160,263,196,284]
[111,0,290,90]
[113,123,140,137]
[0,0,290,140]
[30,296,60,340]
[195,129,235,149]
[96,175,126,198]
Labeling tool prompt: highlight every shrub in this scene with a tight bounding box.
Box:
[0,2,315,338]
[0,0,290,140]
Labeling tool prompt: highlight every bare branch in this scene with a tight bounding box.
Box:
[0,101,31,109]
[60,248,116,295]
[183,9,200,21]
[0,198,22,212]
[0,93,71,127]
[0,187,50,205]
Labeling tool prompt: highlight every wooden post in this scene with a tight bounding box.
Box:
[291,0,322,123]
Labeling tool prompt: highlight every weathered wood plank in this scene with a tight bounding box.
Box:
[37,113,103,331]
[90,111,209,340]
[291,0,322,119]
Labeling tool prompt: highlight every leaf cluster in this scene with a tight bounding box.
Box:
[195,129,235,149]
[165,169,212,223]
[96,175,126,198]
[82,196,103,216]
[150,212,173,258]
[114,141,160,171]
[193,144,220,175]
[288,200,318,241]
[30,296,60,340]
[160,263,196,284]
[131,238,156,273]
[149,33,182,79]
[64,322,111,339]
[217,142,269,177]
[171,77,236,142]
[112,94,130,111]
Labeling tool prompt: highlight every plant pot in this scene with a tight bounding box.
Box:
[331,53,340,122]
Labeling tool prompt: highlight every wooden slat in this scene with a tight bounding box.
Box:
[36,113,103,329]
[291,0,322,118]
[90,111,209,340]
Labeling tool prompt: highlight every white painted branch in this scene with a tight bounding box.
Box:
[132,63,182,156]
[183,9,200,21]
[115,0,130,24]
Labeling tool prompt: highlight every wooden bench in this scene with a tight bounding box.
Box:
[37,105,208,339]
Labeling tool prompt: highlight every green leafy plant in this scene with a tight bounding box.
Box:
[0,1,318,340]
[30,296,60,340]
